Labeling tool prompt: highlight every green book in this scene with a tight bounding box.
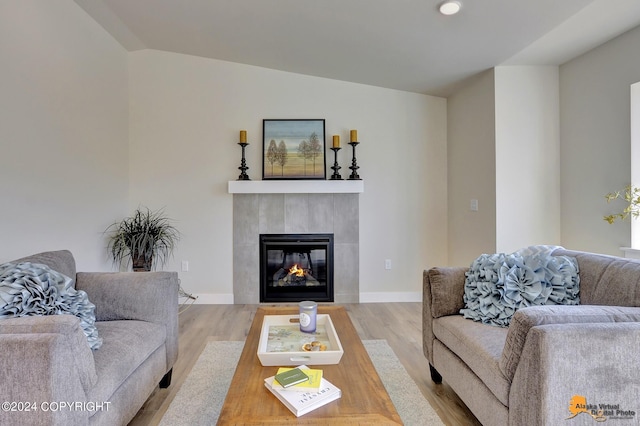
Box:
[274,367,309,388]
[272,367,323,392]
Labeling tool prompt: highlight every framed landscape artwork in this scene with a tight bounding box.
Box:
[263,119,326,180]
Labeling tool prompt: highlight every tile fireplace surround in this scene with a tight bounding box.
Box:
[232,193,359,304]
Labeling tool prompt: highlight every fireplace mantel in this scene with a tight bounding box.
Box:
[228,180,363,194]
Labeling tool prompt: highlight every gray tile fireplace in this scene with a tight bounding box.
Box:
[232,193,359,304]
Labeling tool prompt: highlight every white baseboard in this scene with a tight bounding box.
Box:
[184,293,234,304]
[359,292,422,303]
[183,292,422,304]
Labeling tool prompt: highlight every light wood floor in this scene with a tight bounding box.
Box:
[128,303,482,426]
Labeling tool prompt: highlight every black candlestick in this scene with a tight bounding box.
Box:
[237,142,250,180]
[348,141,361,180]
[330,147,343,180]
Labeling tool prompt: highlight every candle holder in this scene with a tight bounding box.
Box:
[330,147,343,180]
[348,141,361,180]
[237,142,251,180]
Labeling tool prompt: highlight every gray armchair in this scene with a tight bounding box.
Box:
[0,250,179,426]
[423,249,640,425]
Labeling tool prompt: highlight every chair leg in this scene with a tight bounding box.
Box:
[159,368,173,388]
[429,364,442,384]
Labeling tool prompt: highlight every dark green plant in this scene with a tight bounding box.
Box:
[105,207,180,271]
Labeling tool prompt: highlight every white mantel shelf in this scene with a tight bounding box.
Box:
[228,180,364,194]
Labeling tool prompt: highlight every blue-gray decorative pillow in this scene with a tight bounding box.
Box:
[0,262,102,349]
[460,251,580,327]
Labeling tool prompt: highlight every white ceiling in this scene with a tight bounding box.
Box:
[75,0,640,97]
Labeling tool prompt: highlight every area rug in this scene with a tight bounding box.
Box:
[159,339,444,425]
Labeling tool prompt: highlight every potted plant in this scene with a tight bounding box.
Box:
[604,185,640,224]
[105,207,180,271]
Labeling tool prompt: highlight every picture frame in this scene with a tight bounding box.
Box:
[263,119,326,180]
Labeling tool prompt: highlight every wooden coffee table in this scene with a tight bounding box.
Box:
[217,306,402,425]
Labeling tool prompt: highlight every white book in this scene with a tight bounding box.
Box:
[264,375,341,417]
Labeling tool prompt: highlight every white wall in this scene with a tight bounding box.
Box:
[631,83,640,248]
[128,50,448,302]
[495,66,561,252]
[560,25,640,255]
[447,66,561,265]
[0,1,129,270]
[447,70,497,266]
[7,1,639,298]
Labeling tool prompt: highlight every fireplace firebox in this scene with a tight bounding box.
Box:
[259,234,334,303]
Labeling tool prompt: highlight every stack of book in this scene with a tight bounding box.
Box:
[264,365,341,417]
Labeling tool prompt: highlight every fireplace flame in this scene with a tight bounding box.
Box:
[289,264,305,277]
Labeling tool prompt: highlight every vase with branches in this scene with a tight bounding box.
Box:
[105,207,180,271]
[604,185,640,224]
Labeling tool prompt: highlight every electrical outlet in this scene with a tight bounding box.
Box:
[470,199,479,212]
[181,260,189,272]
[385,259,392,270]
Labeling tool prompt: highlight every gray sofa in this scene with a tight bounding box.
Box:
[0,250,179,426]
[423,248,640,425]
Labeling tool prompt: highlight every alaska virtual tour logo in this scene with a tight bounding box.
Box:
[566,395,637,422]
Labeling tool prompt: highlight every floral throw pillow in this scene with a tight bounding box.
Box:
[460,251,580,327]
[0,262,102,349]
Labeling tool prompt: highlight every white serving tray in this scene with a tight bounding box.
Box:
[257,314,344,366]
